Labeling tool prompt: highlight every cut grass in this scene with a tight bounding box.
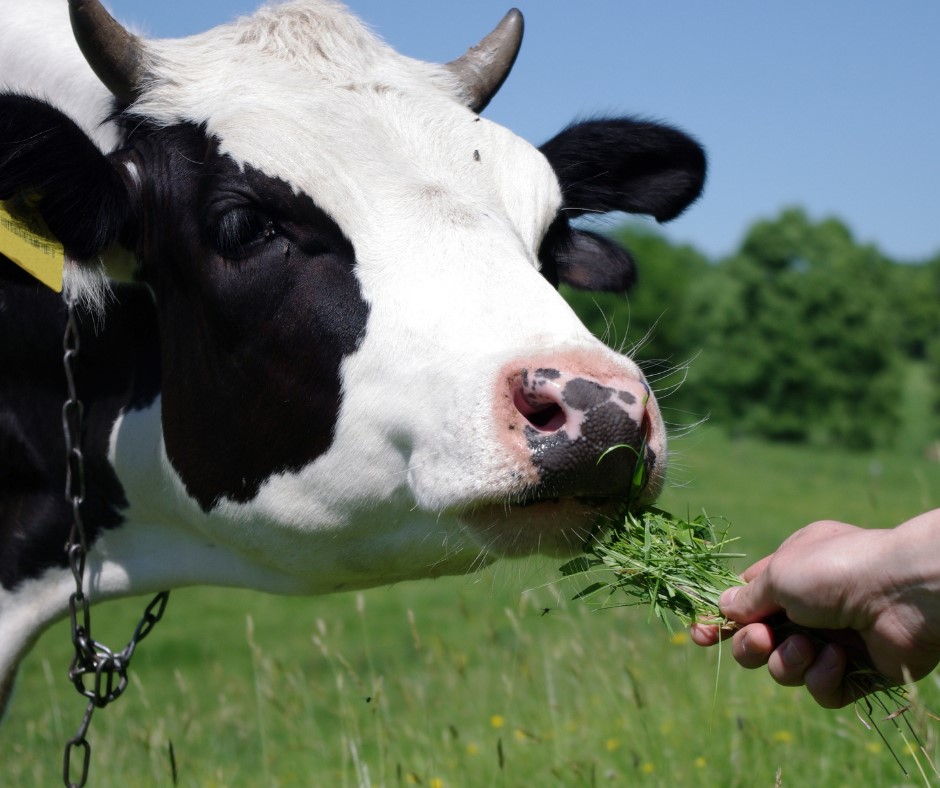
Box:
[560,508,745,631]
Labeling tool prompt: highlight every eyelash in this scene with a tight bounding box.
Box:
[214,207,278,259]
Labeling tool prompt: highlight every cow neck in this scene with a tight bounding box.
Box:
[0,262,160,592]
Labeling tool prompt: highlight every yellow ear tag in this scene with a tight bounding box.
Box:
[0,194,65,292]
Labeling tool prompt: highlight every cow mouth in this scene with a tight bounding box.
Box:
[454,434,662,559]
[457,493,638,559]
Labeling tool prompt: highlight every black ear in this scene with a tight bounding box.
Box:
[539,118,706,222]
[539,220,637,292]
[0,94,131,259]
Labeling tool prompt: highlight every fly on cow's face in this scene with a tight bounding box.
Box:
[213,205,279,260]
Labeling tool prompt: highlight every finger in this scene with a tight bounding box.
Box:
[804,643,853,709]
[766,634,816,687]
[690,623,720,646]
[689,622,736,647]
[730,624,775,669]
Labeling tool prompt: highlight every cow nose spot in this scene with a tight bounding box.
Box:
[508,367,655,499]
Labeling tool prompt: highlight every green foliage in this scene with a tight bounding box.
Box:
[888,254,940,360]
[929,338,940,431]
[686,208,903,449]
[920,256,940,433]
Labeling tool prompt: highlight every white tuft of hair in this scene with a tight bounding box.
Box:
[62,257,113,316]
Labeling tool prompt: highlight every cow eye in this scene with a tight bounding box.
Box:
[214,207,278,259]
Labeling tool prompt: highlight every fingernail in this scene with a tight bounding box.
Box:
[780,638,808,668]
[738,629,754,658]
[818,644,840,672]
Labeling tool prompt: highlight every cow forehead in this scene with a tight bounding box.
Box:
[215,96,560,254]
[131,2,562,250]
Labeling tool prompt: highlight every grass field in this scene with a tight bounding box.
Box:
[4,426,940,786]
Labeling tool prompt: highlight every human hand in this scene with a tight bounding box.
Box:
[690,510,940,708]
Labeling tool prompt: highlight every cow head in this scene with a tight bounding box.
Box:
[0,0,705,591]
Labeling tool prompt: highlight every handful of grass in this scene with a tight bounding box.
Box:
[562,507,931,776]
[559,508,743,632]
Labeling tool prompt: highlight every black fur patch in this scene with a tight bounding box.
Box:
[127,126,370,510]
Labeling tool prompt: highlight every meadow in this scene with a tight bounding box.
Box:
[4,425,940,787]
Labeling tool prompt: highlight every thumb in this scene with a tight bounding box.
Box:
[720,576,781,625]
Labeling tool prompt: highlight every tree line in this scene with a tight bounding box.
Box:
[562,207,940,452]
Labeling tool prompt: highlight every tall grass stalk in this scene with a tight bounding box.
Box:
[246,614,271,786]
[40,658,63,745]
[356,592,388,787]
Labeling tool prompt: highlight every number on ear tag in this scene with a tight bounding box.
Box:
[0,196,65,292]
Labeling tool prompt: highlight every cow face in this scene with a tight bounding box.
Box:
[0,1,705,591]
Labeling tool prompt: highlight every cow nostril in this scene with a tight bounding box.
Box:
[527,403,565,432]
[512,387,566,433]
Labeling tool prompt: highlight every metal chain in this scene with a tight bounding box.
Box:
[61,297,171,788]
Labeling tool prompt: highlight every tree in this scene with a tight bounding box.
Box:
[924,255,940,435]
[683,208,902,449]
[885,254,940,360]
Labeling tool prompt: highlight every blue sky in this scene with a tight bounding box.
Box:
[107,0,940,263]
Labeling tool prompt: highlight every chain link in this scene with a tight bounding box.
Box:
[61,297,171,788]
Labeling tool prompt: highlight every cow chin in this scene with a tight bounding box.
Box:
[457,497,627,559]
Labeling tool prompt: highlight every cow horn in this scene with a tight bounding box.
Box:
[446,9,524,113]
[68,0,143,104]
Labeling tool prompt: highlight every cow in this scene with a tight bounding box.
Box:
[0,0,706,719]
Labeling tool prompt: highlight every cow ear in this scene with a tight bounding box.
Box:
[555,229,636,292]
[539,118,706,222]
[0,94,132,261]
[540,219,636,292]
